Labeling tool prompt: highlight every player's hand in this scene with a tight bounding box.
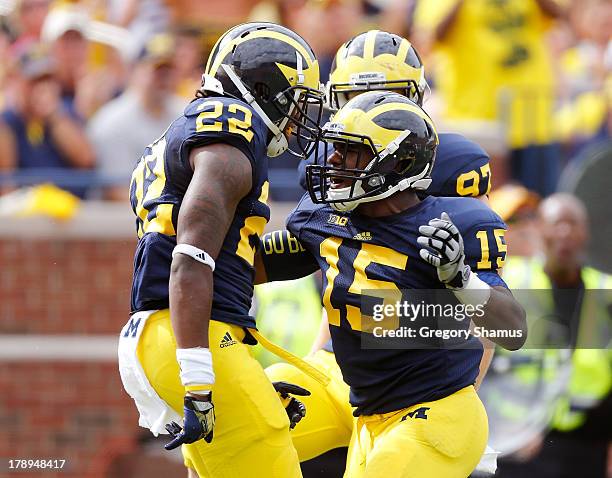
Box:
[164,394,215,450]
[273,381,311,429]
[417,212,471,289]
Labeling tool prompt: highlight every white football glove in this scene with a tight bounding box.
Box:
[417,212,470,288]
[418,212,491,306]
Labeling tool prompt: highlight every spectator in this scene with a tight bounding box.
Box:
[40,5,121,120]
[496,193,612,478]
[554,0,612,154]
[414,0,567,197]
[87,34,185,201]
[285,0,366,80]
[40,5,89,121]
[105,0,170,55]
[171,24,204,100]
[0,43,95,196]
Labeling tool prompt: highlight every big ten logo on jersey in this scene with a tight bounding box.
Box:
[262,230,306,255]
[196,100,253,142]
[327,214,349,226]
[457,163,491,197]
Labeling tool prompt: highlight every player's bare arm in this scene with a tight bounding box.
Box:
[418,212,527,351]
[470,286,526,350]
[253,249,268,285]
[170,142,252,349]
[163,142,252,450]
[434,0,465,41]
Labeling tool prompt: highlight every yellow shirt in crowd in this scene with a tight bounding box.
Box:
[415,0,559,148]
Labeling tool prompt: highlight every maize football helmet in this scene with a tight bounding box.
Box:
[327,30,427,110]
[202,22,324,157]
[306,91,438,212]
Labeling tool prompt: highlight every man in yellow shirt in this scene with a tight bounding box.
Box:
[414,0,567,197]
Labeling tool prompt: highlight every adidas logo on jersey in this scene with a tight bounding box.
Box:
[353,231,372,241]
[220,332,237,348]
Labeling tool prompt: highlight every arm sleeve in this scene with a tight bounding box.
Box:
[260,230,320,282]
[428,134,491,198]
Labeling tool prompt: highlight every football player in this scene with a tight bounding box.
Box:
[298,30,491,202]
[299,30,495,394]
[117,23,325,478]
[262,30,497,466]
[258,91,526,477]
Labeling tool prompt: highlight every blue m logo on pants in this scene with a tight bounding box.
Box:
[124,317,142,338]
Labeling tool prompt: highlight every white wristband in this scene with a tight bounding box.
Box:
[176,347,215,386]
[173,244,215,271]
[452,272,491,307]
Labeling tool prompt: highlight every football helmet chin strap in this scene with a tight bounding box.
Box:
[327,130,432,212]
[220,53,306,158]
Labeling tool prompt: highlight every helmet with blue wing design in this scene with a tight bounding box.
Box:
[202,22,324,158]
[306,91,438,212]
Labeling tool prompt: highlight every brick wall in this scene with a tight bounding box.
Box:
[0,207,185,477]
[0,362,136,478]
[0,239,135,335]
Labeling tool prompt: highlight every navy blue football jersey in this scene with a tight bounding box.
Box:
[427,133,491,198]
[286,194,507,415]
[298,133,491,198]
[129,95,270,329]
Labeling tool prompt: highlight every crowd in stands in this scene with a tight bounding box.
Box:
[0,0,609,201]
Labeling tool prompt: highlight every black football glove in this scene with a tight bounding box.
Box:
[164,394,215,450]
[273,381,311,430]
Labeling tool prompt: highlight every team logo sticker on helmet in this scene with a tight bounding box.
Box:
[327,30,428,110]
[200,22,324,158]
[306,91,438,212]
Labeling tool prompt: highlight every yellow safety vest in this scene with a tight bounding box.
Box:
[253,276,322,368]
[502,256,612,431]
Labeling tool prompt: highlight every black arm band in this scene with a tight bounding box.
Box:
[260,230,319,281]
